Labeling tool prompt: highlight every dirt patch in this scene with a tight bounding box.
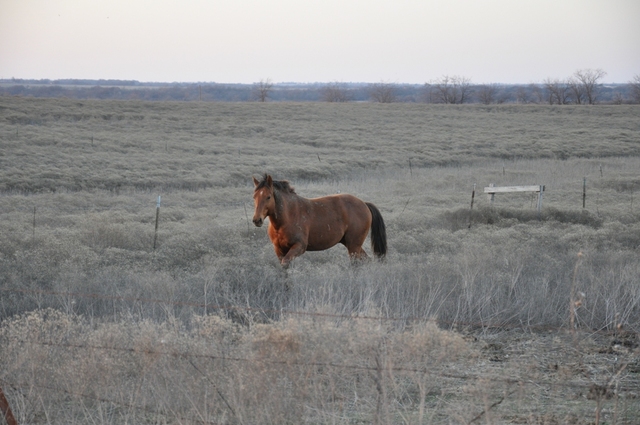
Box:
[462,328,640,424]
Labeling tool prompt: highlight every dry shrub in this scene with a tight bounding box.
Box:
[192,313,243,345]
[0,309,477,424]
[443,206,604,232]
[223,317,476,424]
[3,289,639,423]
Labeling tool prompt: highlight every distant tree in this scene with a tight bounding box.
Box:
[496,90,510,104]
[477,83,497,105]
[432,75,473,104]
[629,74,640,104]
[456,76,473,103]
[369,81,396,103]
[573,68,606,104]
[253,78,273,102]
[321,82,352,102]
[567,77,586,104]
[432,76,455,104]
[612,91,624,105]
[528,83,545,104]
[515,86,530,104]
[543,78,571,105]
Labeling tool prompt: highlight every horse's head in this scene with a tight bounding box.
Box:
[252,174,276,227]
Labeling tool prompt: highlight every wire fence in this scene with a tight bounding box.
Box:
[1,285,639,424]
[1,333,637,424]
[1,285,636,334]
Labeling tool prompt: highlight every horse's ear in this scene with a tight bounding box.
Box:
[253,176,260,187]
[266,174,273,187]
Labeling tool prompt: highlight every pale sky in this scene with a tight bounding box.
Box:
[1,0,639,84]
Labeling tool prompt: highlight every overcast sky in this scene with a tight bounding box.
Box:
[1,0,639,84]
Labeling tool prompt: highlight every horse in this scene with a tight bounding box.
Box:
[252,174,387,268]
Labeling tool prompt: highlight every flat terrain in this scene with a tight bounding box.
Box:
[0,97,639,424]
[2,98,639,192]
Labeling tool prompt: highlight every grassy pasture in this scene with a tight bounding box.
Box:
[0,97,639,424]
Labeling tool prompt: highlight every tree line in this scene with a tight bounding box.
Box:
[2,70,639,104]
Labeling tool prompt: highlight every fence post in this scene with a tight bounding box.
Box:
[537,185,545,218]
[468,183,476,229]
[153,195,161,250]
[488,183,495,205]
[32,206,36,242]
[470,183,476,210]
[583,177,586,209]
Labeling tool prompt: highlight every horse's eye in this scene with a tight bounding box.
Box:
[267,196,271,200]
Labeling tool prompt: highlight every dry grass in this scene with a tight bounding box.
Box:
[1,97,639,192]
[1,309,477,424]
[1,97,639,423]
[1,309,638,424]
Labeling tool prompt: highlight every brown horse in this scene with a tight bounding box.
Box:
[252,174,387,268]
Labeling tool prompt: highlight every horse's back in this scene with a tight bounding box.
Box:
[309,194,371,224]
[303,194,371,251]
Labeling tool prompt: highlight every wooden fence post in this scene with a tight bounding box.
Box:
[32,206,36,242]
[583,177,587,209]
[536,185,545,214]
[470,183,476,210]
[468,183,476,229]
[488,183,495,205]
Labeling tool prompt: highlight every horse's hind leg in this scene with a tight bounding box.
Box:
[343,227,369,263]
[346,245,368,263]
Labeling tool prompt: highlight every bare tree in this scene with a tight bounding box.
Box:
[369,81,396,103]
[253,78,273,102]
[432,75,473,104]
[477,84,497,105]
[543,78,571,105]
[568,76,586,104]
[435,77,451,103]
[457,76,474,103]
[573,68,607,104]
[612,91,624,105]
[515,86,529,104]
[432,75,455,104]
[629,74,640,104]
[529,83,544,104]
[320,82,352,102]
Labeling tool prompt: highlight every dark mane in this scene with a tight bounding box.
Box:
[255,174,296,194]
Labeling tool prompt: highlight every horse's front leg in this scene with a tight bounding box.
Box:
[280,242,306,268]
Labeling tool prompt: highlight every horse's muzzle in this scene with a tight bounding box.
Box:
[253,217,264,227]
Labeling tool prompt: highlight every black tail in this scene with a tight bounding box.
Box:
[366,202,387,259]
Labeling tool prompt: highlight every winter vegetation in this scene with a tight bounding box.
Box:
[1,69,639,104]
[0,97,639,424]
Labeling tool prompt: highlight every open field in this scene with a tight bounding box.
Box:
[1,97,639,424]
